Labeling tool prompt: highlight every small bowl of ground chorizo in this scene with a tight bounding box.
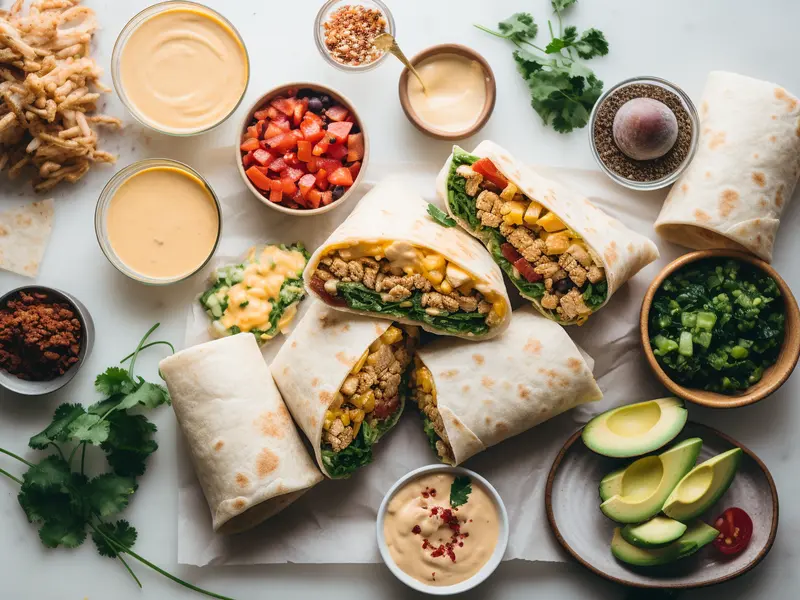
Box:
[398,44,496,141]
[0,286,95,397]
[377,465,509,595]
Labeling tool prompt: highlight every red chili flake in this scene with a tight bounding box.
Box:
[463,532,469,538]
[447,546,456,562]
[469,519,473,523]
[431,545,446,558]
[440,508,453,523]
[421,491,429,498]
[459,542,464,547]
[431,572,436,580]
[430,506,439,516]
[422,539,432,550]
[412,525,421,535]
[430,488,437,497]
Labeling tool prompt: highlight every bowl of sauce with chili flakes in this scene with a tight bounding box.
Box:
[377,465,508,595]
[0,286,94,396]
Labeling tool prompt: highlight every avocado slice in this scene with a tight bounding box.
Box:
[599,466,625,502]
[600,438,702,523]
[583,397,688,458]
[621,516,687,548]
[611,520,719,567]
[662,447,742,522]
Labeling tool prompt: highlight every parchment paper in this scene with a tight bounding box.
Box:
[177,165,685,566]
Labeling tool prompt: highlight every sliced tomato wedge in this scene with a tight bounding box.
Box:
[264,122,285,140]
[280,178,297,195]
[300,118,325,143]
[713,508,753,556]
[312,137,330,156]
[472,158,508,189]
[283,166,305,182]
[315,168,329,191]
[514,257,542,283]
[268,156,287,173]
[269,179,284,203]
[306,188,323,209]
[349,161,362,180]
[241,151,255,168]
[297,140,313,163]
[271,96,295,117]
[309,275,346,306]
[252,148,272,166]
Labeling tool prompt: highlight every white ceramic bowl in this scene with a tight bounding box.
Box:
[376,464,509,595]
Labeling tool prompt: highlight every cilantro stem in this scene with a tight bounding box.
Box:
[117,553,142,588]
[0,447,33,467]
[80,443,87,476]
[48,442,66,462]
[127,323,161,380]
[0,467,22,485]
[90,524,142,588]
[472,25,549,53]
[548,19,555,40]
[119,341,175,365]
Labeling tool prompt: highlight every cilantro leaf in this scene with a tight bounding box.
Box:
[92,520,138,558]
[525,68,604,134]
[85,473,137,517]
[545,25,577,53]
[29,403,86,449]
[66,413,110,446]
[95,367,135,396]
[497,12,538,43]
[450,476,472,508]
[124,382,171,410]
[573,28,609,60]
[38,516,87,549]
[22,455,71,490]
[552,0,577,11]
[102,412,158,477]
[427,204,457,228]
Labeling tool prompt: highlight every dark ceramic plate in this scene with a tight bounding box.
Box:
[545,422,778,589]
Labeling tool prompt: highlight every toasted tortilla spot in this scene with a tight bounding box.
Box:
[282,365,289,376]
[310,415,318,429]
[256,448,279,478]
[375,323,384,335]
[701,101,709,117]
[462,384,470,393]
[440,369,459,379]
[680,183,689,193]
[776,185,785,208]
[567,357,583,373]
[472,353,485,365]
[0,225,7,236]
[774,87,798,111]
[756,234,763,246]
[15,214,32,227]
[453,419,465,431]
[311,377,319,388]
[518,384,531,400]
[255,411,285,438]
[752,172,766,187]
[705,171,712,179]
[754,153,760,159]
[708,131,726,150]
[626,242,634,254]
[484,416,492,425]
[495,422,509,435]
[235,473,250,488]
[693,209,711,223]
[319,390,333,406]
[481,376,495,389]
[769,135,777,143]
[340,324,350,333]
[232,498,247,511]
[759,198,768,209]
[604,241,618,267]
[524,338,542,355]
[718,189,739,217]
[213,440,224,451]
[335,351,353,365]
[291,341,297,349]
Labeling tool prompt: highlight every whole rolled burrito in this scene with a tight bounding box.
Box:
[304,177,512,340]
[409,307,603,465]
[655,71,800,262]
[272,301,418,479]
[437,140,659,325]
[160,334,322,534]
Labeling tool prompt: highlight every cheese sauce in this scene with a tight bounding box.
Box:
[383,472,500,586]
[119,6,248,133]
[406,54,487,133]
[106,166,219,280]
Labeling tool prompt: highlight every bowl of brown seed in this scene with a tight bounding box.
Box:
[314,0,395,72]
[589,76,699,191]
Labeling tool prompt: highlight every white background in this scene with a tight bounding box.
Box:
[1,0,799,598]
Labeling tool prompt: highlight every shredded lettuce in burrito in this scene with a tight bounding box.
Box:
[446,148,608,324]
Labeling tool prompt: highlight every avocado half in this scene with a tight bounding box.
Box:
[611,520,719,567]
[621,516,687,548]
[662,447,743,522]
[600,437,702,524]
[583,397,687,458]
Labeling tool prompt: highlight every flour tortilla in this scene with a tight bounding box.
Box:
[159,333,322,534]
[436,140,660,320]
[0,199,54,277]
[417,307,602,466]
[271,301,396,478]
[304,176,512,340]
[654,71,800,262]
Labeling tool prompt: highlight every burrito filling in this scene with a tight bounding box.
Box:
[410,357,455,465]
[309,241,506,336]
[201,244,308,343]
[446,148,608,324]
[321,324,419,477]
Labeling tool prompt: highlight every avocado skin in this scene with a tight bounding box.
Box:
[620,517,687,549]
[611,520,719,567]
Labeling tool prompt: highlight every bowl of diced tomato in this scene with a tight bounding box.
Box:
[237,83,367,215]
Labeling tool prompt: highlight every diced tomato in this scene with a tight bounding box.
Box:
[240,138,260,152]
[309,275,346,306]
[245,166,272,191]
[713,508,753,556]
[325,105,349,122]
[298,173,316,198]
[253,108,270,121]
[271,97,295,117]
[328,167,353,187]
[252,148,272,166]
[326,121,353,144]
[291,189,307,207]
[269,179,283,203]
[304,110,323,125]
[315,168,329,191]
[300,118,325,143]
[272,112,291,130]
[266,132,297,153]
[284,166,305,182]
[514,257,542,283]
[255,120,266,138]
[268,157,287,172]
[264,122,284,139]
[281,178,297,195]
[297,140,313,162]
[283,152,299,167]
[372,394,399,420]
[293,98,308,126]
[346,133,364,162]
[242,151,256,168]
[472,158,508,189]
[316,157,342,173]
[306,189,323,209]
[325,142,348,161]
[290,129,305,143]
[501,243,522,263]
[349,161,362,179]
[306,156,320,173]
[245,125,258,139]
[321,190,334,206]
[312,138,330,156]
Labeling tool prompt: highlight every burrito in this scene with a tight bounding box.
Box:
[437,141,660,325]
[654,71,800,262]
[271,301,418,478]
[304,177,511,340]
[409,307,603,465]
[159,333,322,534]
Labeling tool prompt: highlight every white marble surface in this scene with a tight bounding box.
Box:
[1,0,798,598]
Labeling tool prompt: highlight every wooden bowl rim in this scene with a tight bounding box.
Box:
[544,421,780,590]
[397,43,496,141]
[640,249,800,408]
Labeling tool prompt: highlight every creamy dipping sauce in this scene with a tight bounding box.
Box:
[383,472,500,587]
[107,166,219,280]
[406,54,487,133]
[119,7,248,133]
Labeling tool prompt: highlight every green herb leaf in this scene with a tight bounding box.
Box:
[95,367,135,396]
[22,455,71,490]
[121,382,171,411]
[450,476,472,508]
[552,0,577,12]
[497,12,538,43]
[573,28,609,60]
[66,413,110,446]
[544,25,577,53]
[29,403,86,449]
[92,519,138,558]
[427,203,457,228]
[38,516,87,549]
[101,412,158,477]
[85,473,137,517]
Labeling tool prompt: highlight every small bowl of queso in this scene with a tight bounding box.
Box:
[377,465,509,595]
[111,1,249,135]
[95,159,221,285]
[399,44,496,141]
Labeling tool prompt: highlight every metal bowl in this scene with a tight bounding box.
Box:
[0,286,95,397]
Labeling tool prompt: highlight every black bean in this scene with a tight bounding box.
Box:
[297,88,315,99]
[320,95,332,109]
[308,97,324,114]
[332,186,345,200]
[349,122,360,134]
[554,278,574,294]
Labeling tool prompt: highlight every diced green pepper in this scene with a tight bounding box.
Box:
[681,312,697,328]
[693,330,713,349]
[730,345,749,359]
[652,335,679,355]
[679,331,693,357]
[696,311,717,330]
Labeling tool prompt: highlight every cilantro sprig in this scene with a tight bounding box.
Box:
[476,1,609,133]
[450,476,473,508]
[0,324,232,600]
[427,203,457,228]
